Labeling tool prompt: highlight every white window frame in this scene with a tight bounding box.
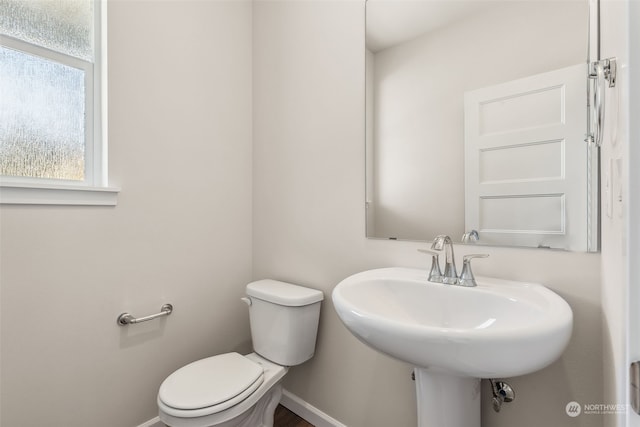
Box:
[0,0,119,205]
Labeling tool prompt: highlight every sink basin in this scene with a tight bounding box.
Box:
[332,267,573,378]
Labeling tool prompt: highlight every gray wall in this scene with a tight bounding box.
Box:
[253,2,604,427]
[0,1,253,426]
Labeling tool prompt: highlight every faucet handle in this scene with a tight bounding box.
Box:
[431,234,451,250]
[418,249,443,283]
[459,254,489,287]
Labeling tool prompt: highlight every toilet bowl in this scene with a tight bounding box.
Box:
[158,353,287,427]
[158,280,323,427]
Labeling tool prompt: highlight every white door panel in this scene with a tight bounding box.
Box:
[465,63,587,250]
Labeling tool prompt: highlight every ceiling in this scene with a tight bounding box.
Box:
[366,0,497,52]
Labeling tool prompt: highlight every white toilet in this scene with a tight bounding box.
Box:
[157,279,324,427]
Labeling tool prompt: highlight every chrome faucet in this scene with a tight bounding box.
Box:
[431,235,458,285]
[419,235,489,287]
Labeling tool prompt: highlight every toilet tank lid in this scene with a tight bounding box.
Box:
[246,279,324,306]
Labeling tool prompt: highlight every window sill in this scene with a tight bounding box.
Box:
[0,183,120,206]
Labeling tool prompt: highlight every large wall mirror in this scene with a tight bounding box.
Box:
[365,0,599,252]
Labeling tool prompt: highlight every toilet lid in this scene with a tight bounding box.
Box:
[158,352,264,412]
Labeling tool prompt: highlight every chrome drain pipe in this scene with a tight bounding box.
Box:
[489,379,515,412]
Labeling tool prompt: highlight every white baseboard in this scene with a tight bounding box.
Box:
[137,390,346,427]
[136,416,163,427]
[280,389,347,427]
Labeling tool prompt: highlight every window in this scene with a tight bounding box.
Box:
[0,0,117,205]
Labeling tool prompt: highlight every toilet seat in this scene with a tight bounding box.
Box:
[159,352,264,418]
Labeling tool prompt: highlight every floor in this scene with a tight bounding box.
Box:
[274,404,315,427]
[160,404,312,427]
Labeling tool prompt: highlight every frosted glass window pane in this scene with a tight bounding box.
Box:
[0,46,85,181]
[0,0,94,61]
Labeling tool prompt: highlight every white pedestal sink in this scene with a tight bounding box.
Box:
[332,268,573,427]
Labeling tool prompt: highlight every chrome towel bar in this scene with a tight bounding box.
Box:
[117,304,173,326]
[586,57,617,147]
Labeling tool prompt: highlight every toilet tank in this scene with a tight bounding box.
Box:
[246,279,324,366]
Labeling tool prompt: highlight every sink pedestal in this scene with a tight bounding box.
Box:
[414,368,480,427]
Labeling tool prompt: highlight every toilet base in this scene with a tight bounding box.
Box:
[161,384,282,427]
[239,383,282,427]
